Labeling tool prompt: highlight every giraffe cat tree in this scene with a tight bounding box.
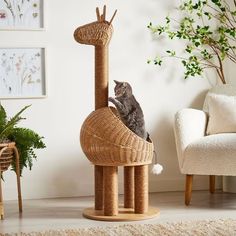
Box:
[74,6,159,221]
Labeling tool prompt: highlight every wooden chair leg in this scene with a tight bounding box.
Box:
[0,173,4,220]
[185,175,193,206]
[16,168,22,213]
[209,175,215,194]
[14,147,22,213]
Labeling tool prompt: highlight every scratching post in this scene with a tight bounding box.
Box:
[94,165,103,210]
[103,166,118,216]
[95,46,108,109]
[124,166,134,209]
[75,6,159,221]
[94,46,108,211]
[135,165,148,213]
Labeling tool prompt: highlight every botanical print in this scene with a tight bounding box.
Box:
[0,0,43,29]
[0,48,45,98]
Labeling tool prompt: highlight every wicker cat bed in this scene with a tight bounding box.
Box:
[80,107,154,166]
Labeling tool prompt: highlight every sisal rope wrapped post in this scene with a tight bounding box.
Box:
[134,165,148,214]
[124,166,134,209]
[74,6,114,213]
[94,45,109,211]
[95,46,108,109]
[103,166,118,216]
[94,165,103,210]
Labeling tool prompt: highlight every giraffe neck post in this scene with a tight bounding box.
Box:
[95,46,109,110]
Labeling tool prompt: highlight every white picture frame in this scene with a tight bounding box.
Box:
[0,0,45,30]
[0,47,47,99]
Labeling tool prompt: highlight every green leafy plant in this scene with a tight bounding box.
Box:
[148,0,236,84]
[0,104,46,175]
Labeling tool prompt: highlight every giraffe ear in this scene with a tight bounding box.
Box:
[109,10,117,25]
[102,5,106,21]
[114,80,120,85]
[96,7,101,22]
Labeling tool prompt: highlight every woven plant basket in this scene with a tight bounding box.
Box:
[0,142,15,172]
[80,107,154,166]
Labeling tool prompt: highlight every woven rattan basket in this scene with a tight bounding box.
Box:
[80,107,154,166]
[0,142,15,172]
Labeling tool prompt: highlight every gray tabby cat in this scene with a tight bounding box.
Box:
[108,80,148,140]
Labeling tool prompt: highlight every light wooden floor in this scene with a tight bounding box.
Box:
[0,191,236,234]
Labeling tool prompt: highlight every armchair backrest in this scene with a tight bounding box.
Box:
[203,84,236,113]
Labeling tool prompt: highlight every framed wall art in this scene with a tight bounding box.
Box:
[0,0,44,30]
[0,47,47,99]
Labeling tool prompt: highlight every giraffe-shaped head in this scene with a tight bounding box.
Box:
[74,6,117,47]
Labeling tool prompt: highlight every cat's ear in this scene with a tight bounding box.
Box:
[114,80,120,85]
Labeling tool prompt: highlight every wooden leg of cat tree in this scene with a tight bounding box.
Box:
[124,166,134,209]
[14,147,22,213]
[209,175,215,194]
[0,173,4,220]
[134,165,148,214]
[103,166,118,216]
[83,165,160,221]
[95,165,103,210]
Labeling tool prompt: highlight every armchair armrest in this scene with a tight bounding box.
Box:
[174,108,207,168]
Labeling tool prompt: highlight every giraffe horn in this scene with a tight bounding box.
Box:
[96,7,101,22]
[109,9,117,25]
[103,5,106,21]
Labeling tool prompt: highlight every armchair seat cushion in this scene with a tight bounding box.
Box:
[182,133,236,176]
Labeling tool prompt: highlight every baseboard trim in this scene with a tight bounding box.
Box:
[149,175,222,193]
[4,175,222,200]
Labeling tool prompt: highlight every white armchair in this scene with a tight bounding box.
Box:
[174,85,236,205]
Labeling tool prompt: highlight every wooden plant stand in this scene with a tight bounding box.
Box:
[74,6,159,221]
[0,142,22,220]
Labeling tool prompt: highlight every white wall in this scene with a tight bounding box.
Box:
[1,0,216,201]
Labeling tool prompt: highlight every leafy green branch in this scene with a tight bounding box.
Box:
[0,105,30,139]
[148,0,236,84]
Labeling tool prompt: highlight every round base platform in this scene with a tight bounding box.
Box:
[83,207,160,221]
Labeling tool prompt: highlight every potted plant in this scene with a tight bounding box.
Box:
[0,104,45,176]
[147,0,236,84]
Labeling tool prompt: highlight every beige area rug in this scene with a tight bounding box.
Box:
[2,219,236,236]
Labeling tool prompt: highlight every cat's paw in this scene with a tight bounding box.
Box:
[108,97,115,103]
